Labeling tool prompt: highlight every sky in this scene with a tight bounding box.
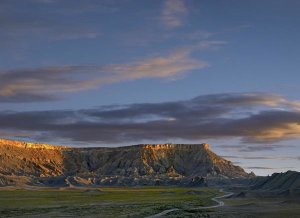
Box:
[0,0,300,176]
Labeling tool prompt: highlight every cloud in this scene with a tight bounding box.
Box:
[218,144,294,153]
[0,19,102,44]
[0,66,93,102]
[230,111,300,143]
[244,166,295,170]
[222,155,300,161]
[0,0,124,49]
[160,0,188,28]
[244,167,276,170]
[0,48,208,103]
[1,93,300,145]
[103,48,207,79]
[0,129,34,138]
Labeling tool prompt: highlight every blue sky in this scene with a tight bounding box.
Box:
[0,0,300,175]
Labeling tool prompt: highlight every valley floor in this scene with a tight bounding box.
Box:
[0,186,299,217]
[0,186,218,217]
[170,195,300,218]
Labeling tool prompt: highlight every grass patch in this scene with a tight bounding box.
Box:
[0,187,220,217]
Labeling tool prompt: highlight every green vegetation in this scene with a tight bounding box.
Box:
[2,187,298,217]
[0,187,220,217]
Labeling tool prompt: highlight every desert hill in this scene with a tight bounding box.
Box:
[251,171,300,196]
[0,139,251,187]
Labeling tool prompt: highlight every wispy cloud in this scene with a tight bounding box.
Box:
[0,0,123,49]
[223,155,300,161]
[244,166,295,170]
[0,129,34,138]
[244,167,276,170]
[0,47,208,103]
[160,0,188,28]
[218,144,295,153]
[1,93,300,145]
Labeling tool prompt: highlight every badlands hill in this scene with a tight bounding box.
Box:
[251,171,300,196]
[0,139,251,187]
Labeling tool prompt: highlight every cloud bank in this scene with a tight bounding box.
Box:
[1,93,300,145]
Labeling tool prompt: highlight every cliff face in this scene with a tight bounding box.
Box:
[0,139,250,186]
[0,139,67,177]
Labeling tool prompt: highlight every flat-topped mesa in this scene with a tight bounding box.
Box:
[0,139,68,150]
[0,139,251,186]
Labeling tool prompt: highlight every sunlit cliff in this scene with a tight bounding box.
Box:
[0,139,252,187]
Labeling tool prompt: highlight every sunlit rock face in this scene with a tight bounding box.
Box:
[0,139,251,186]
[0,139,67,177]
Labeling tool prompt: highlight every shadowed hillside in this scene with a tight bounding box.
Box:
[251,171,300,196]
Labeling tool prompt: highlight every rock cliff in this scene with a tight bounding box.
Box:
[0,139,251,187]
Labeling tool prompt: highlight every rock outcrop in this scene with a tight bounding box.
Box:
[0,139,252,187]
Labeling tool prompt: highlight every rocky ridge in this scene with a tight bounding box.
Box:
[0,139,252,187]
